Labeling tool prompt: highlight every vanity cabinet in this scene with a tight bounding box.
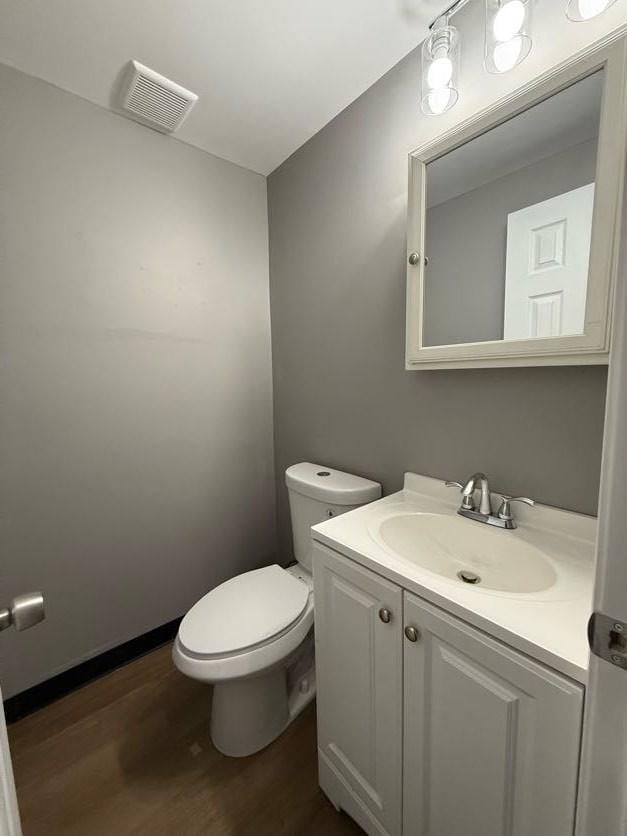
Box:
[313,543,584,836]
[314,545,403,836]
[403,592,583,836]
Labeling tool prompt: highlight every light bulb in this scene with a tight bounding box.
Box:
[421,21,459,116]
[492,36,524,72]
[493,1,526,41]
[427,55,454,89]
[427,88,453,115]
[575,0,611,18]
[485,0,531,73]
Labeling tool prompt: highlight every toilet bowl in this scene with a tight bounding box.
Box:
[173,462,381,757]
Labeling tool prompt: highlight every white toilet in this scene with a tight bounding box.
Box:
[172,462,381,757]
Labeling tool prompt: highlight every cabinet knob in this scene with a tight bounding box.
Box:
[379,608,392,624]
[404,625,420,642]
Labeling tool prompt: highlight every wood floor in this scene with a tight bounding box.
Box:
[8,644,362,836]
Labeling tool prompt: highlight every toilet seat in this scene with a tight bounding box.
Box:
[178,564,309,658]
[173,565,314,683]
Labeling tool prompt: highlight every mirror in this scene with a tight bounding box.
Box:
[406,41,627,369]
[423,73,601,347]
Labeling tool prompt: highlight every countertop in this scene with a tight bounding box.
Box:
[312,472,596,684]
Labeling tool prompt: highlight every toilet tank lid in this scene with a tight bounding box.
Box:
[285,462,381,505]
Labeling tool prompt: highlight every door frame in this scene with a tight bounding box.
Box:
[0,686,21,836]
[576,158,627,834]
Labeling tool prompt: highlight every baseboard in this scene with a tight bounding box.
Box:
[3,617,182,724]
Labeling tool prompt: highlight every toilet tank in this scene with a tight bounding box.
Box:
[285,463,381,573]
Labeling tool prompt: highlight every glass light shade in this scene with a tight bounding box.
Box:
[485,0,533,74]
[421,22,460,116]
[566,0,618,20]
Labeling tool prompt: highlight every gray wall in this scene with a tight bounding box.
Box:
[0,64,275,698]
[268,47,607,562]
[424,139,598,346]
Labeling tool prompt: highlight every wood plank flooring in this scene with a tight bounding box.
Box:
[8,644,362,835]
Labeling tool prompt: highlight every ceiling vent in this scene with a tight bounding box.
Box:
[120,61,198,133]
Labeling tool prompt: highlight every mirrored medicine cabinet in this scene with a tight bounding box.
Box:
[406,39,627,370]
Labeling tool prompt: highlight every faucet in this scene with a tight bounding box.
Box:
[462,472,492,516]
[445,473,534,530]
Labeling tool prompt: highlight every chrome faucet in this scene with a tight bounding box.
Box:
[462,472,492,516]
[445,473,534,530]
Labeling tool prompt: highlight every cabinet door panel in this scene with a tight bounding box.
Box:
[313,544,403,836]
[403,592,583,836]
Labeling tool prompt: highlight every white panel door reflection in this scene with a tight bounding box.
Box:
[504,183,595,340]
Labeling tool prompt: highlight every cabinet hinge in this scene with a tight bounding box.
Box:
[588,612,627,670]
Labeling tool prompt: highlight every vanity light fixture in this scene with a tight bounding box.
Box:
[421,14,460,116]
[485,0,533,73]
[566,0,619,20]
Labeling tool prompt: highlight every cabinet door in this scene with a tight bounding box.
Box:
[403,592,583,836]
[313,544,403,836]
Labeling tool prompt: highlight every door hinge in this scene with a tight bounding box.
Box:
[588,612,627,670]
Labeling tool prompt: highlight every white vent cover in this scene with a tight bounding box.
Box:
[120,61,198,133]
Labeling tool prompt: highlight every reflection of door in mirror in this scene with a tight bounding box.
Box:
[504,184,594,340]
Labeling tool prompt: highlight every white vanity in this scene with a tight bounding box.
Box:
[311,473,595,836]
[309,33,624,836]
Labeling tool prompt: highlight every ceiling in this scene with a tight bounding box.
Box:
[0,0,449,175]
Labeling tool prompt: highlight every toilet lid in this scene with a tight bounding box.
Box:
[178,565,310,657]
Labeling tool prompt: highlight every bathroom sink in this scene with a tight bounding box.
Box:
[374,513,557,593]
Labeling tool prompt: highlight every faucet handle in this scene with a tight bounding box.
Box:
[445,480,474,511]
[497,496,535,522]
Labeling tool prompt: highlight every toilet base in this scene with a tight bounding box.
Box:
[211,669,288,757]
[210,643,316,758]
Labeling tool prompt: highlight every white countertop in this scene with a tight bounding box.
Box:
[312,472,596,684]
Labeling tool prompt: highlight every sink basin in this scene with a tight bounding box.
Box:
[374,513,557,593]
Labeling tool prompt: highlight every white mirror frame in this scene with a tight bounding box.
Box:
[406,38,627,371]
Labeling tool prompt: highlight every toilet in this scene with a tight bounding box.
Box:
[172,462,381,757]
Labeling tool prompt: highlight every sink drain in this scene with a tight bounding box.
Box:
[458,570,481,585]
